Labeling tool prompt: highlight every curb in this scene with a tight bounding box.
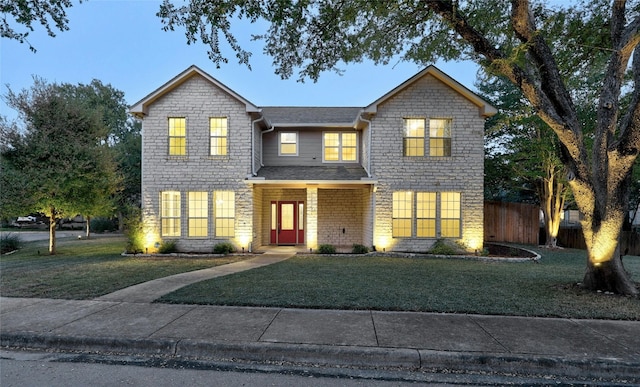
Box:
[3,332,640,382]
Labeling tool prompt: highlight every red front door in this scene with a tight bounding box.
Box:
[270,201,304,245]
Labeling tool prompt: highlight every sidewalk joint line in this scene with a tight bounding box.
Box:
[257,308,283,342]
[369,310,380,346]
[468,315,511,353]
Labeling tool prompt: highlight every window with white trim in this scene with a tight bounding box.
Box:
[214,191,235,237]
[392,191,412,237]
[429,118,452,157]
[279,132,298,156]
[168,118,186,156]
[323,132,357,162]
[392,191,461,238]
[161,191,181,237]
[440,192,461,237]
[188,191,208,237]
[210,117,228,156]
[403,118,425,157]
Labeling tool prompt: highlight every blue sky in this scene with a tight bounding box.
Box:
[1,0,479,122]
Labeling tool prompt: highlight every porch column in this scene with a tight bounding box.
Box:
[306,187,318,250]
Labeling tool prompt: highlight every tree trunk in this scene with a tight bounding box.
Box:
[48,209,56,255]
[580,218,638,296]
[86,216,91,239]
[583,243,637,295]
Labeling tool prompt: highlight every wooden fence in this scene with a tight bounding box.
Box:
[557,228,640,256]
[484,201,539,245]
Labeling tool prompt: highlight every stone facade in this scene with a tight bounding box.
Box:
[131,65,494,253]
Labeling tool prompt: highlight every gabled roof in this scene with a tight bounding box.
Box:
[363,65,497,118]
[261,107,362,127]
[129,65,260,117]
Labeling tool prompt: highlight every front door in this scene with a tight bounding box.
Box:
[271,201,304,245]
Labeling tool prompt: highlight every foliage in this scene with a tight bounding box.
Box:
[428,239,466,255]
[89,217,118,233]
[157,0,640,295]
[123,207,144,254]
[317,244,336,254]
[213,242,236,255]
[0,233,22,254]
[351,244,369,254]
[158,240,178,254]
[1,78,121,254]
[0,0,81,52]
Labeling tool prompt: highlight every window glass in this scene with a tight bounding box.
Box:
[429,118,452,157]
[210,117,228,156]
[215,191,235,237]
[392,191,412,237]
[188,192,208,237]
[440,192,461,237]
[280,132,298,155]
[161,191,181,236]
[403,119,425,156]
[416,192,436,237]
[323,132,357,162]
[168,118,186,156]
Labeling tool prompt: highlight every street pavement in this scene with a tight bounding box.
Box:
[1,246,640,383]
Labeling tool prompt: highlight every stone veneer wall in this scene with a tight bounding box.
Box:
[141,74,254,252]
[317,188,367,247]
[370,74,485,252]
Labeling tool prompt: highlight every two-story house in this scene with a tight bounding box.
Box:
[130,65,496,253]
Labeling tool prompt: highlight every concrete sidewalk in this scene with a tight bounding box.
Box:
[1,296,639,382]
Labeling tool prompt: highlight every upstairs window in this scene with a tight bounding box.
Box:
[403,118,425,157]
[429,118,452,157]
[210,117,228,156]
[323,132,357,162]
[279,132,298,156]
[168,118,186,156]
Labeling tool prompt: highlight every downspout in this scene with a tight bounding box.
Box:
[250,114,265,177]
[358,112,373,178]
[260,122,276,168]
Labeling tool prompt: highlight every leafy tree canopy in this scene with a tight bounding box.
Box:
[0,0,82,52]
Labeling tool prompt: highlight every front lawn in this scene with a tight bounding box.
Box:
[158,247,640,320]
[0,236,250,299]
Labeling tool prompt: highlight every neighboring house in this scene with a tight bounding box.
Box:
[130,65,496,253]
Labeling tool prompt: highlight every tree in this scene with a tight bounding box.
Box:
[1,79,119,253]
[0,0,82,52]
[159,0,640,295]
[480,75,571,248]
[57,80,137,236]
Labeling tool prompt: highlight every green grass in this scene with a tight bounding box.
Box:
[0,236,249,299]
[158,247,640,320]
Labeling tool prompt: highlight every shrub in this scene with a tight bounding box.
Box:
[352,244,369,254]
[158,240,178,254]
[428,239,466,255]
[0,233,22,254]
[213,242,236,255]
[123,207,144,254]
[318,244,336,254]
[90,217,118,233]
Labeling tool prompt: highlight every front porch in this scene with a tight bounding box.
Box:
[250,183,375,250]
